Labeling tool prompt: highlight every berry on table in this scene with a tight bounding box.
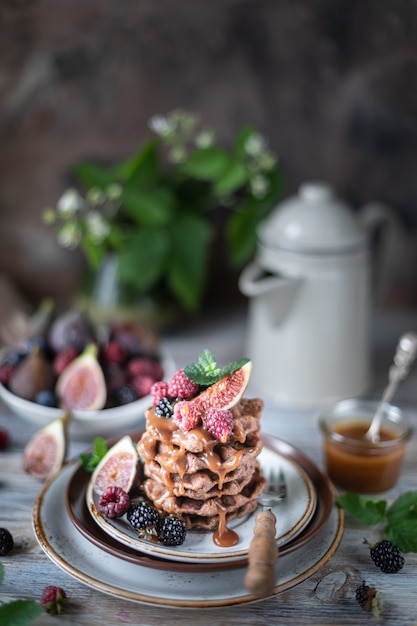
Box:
[368,539,405,573]
[40,585,68,614]
[167,369,199,400]
[98,486,130,518]
[127,501,160,532]
[0,528,14,555]
[355,581,382,617]
[0,428,10,450]
[157,516,187,546]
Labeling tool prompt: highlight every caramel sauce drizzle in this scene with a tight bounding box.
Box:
[139,408,243,546]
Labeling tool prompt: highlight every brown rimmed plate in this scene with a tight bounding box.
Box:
[65,431,334,572]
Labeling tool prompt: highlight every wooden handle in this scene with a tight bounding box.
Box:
[244,509,278,598]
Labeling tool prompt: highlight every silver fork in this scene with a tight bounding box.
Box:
[244,467,287,598]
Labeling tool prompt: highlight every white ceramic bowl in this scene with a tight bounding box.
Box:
[0,350,176,440]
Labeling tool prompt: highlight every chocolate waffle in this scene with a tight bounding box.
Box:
[137,398,266,530]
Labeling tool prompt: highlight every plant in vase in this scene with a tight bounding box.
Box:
[43,110,282,322]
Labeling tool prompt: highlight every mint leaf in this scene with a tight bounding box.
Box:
[0,600,43,625]
[80,437,108,472]
[336,492,387,525]
[385,491,417,552]
[184,350,249,385]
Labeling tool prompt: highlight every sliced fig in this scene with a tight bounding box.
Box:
[23,413,70,480]
[9,345,53,401]
[193,361,252,411]
[56,344,106,410]
[91,435,139,494]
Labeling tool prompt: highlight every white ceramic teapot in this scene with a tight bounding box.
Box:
[239,182,399,407]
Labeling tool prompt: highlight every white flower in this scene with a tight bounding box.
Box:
[57,188,83,216]
[148,114,175,137]
[57,222,82,248]
[195,129,215,149]
[244,133,266,157]
[168,145,187,164]
[85,210,110,243]
[250,174,270,199]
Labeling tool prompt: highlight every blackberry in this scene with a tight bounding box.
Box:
[115,384,138,405]
[35,389,58,407]
[369,539,405,573]
[157,516,187,546]
[127,501,159,531]
[0,528,14,556]
[355,581,381,617]
[155,396,177,418]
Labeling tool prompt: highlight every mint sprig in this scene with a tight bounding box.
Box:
[183,349,250,386]
[336,490,417,552]
[80,437,108,472]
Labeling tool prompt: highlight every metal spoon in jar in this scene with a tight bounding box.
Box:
[365,331,417,443]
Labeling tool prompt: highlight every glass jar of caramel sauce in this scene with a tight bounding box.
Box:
[319,399,413,493]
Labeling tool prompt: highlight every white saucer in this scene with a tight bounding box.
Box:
[33,462,344,607]
[86,444,317,563]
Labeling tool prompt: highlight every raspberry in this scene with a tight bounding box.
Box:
[131,374,155,398]
[0,528,14,555]
[102,341,126,365]
[127,357,163,381]
[369,539,405,573]
[151,381,169,406]
[0,428,10,450]
[52,347,78,376]
[0,361,14,385]
[157,516,187,546]
[155,396,178,418]
[98,486,130,518]
[167,369,199,400]
[173,401,204,431]
[40,585,68,615]
[205,408,234,442]
[127,501,160,531]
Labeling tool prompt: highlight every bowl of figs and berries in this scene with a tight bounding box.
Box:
[0,310,175,439]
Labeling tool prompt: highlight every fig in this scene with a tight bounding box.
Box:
[23,413,70,480]
[56,344,106,410]
[48,310,96,352]
[8,345,54,401]
[193,361,252,411]
[91,435,139,494]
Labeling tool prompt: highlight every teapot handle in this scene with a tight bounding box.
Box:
[359,202,404,307]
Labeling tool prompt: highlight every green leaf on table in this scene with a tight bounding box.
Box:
[0,599,43,626]
[385,491,417,552]
[336,492,387,525]
[80,437,108,472]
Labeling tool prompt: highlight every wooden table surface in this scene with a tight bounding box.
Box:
[1,309,416,626]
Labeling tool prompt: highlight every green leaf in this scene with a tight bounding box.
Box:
[385,491,417,552]
[167,214,213,311]
[117,227,170,294]
[73,162,114,190]
[336,492,387,525]
[113,140,159,186]
[80,437,108,472]
[178,147,230,181]
[184,350,250,385]
[226,204,259,267]
[213,160,248,196]
[122,187,175,226]
[0,599,43,625]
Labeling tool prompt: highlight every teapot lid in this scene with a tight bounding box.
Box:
[258,182,367,253]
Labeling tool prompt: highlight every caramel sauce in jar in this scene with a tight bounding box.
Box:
[323,418,408,493]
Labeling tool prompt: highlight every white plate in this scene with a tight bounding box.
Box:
[86,445,317,564]
[34,462,344,607]
[0,350,176,440]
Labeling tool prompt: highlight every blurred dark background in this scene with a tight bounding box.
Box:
[1,0,416,312]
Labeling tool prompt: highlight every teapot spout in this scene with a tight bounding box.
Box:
[239,261,303,325]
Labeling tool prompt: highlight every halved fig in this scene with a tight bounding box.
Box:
[23,413,70,480]
[193,361,252,411]
[56,344,106,411]
[91,435,139,495]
